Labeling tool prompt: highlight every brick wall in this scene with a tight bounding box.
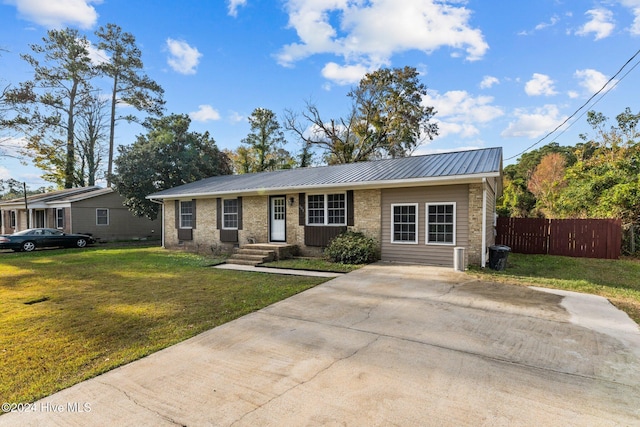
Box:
[239,195,268,244]
[350,189,381,249]
[467,183,483,265]
[163,189,382,257]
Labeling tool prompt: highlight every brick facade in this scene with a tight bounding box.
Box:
[467,183,484,266]
[164,184,494,266]
[163,190,383,257]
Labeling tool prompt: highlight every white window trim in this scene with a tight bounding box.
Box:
[425,202,456,246]
[96,208,109,226]
[179,200,193,229]
[222,198,239,230]
[306,192,347,226]
[390,203,419,244]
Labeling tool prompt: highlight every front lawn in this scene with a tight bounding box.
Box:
[0,247,329,406]
[471,253,640,324]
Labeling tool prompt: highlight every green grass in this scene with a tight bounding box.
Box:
[470,253,640,324]
[261,257,364,273]
[0,247,328,406]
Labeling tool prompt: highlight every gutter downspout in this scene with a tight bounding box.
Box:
[481,178,487,268]
[149,199,165,248]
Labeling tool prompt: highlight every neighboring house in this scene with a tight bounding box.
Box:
[147,148,503,268]
[0,186,160,242]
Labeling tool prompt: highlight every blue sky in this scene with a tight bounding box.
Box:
[1,0,639,188]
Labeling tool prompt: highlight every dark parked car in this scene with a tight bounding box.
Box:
[0,228,95,252]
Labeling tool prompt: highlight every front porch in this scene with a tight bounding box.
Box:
[226,243,298,266]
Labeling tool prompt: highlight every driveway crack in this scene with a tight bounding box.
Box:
[96,381,186,426]
[229,335,381,426]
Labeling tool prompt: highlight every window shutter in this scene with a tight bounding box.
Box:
[216,198,221,230]
[299,193,305,226]
[237,197,243,230]
[175,200,180,229]
[347,190,354,226]
[192,199,197,229]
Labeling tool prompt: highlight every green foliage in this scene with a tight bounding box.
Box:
[112,114,232,220]
[555,108,640,224]
[0,179,49,200]
[95,23,165,184]
[498,142,575,217]
[325,231,379,264]
[5,28,96,188]
[230,108,294,173]
[284,66,437,164]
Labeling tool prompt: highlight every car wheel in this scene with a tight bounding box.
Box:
[76,238,87,248]
[21,241,36,252]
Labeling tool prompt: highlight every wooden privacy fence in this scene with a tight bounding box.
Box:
[496,217,622,259]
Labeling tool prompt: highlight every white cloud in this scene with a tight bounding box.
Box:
[524,73,557,96]
[166,38,202,75]
[501,105,566,139]
[86,40,109,65]
[618,0,640,34]
[0,136,27,158]
[227,0,247,17]
[321,62,371,85]
[228,111,244,123]
[480,75,499,89]
[519,15,560,35]
[189,105,220,122]
[574,68,613,94]
[4,0,101,29]
[576,8,615,40]
[0,165,10,180]
[423,90,504,138]
[276,0,488,84]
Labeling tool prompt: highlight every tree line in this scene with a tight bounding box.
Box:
[1,25,438,218]
[499,107,640,227]
[1,25,164,189]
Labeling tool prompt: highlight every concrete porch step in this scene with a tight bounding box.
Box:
[226,248,276,266]
[225,258,266,266]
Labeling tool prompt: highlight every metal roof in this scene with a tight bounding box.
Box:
[0,186,103,207]
[147,147,503,199]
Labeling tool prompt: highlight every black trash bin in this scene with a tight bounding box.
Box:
[488,245,511,270]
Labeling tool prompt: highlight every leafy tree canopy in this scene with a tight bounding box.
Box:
[112,114,231,220]
[284,66,438,164]
[229,107,295,173]
[500,108,640,226]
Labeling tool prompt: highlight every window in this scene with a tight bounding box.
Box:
[307,193,346,226]
[56,208,64,229]
[426,203,456,245]
[307,195,325,224]
[391,204,418,244]
[180,201,194,228]
[223,199,238,229]
[10,210,16,228]
[96,208,109,226]
[327,194,345,224]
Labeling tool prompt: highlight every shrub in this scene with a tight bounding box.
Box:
[325,231,379,264]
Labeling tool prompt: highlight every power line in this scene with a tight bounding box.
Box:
[505,47,640,162]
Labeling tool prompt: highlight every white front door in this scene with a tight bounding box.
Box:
[270,196,286,242]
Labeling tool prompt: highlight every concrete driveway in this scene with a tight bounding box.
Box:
[2,263,640,426]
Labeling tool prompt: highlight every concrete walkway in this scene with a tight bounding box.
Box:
[2,264,639,426]
[214,262,343,277]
